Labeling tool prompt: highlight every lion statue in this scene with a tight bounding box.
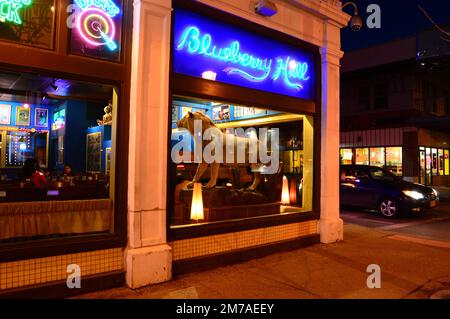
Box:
[177,111,264,190]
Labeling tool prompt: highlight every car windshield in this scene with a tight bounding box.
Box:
[367,168,399,182]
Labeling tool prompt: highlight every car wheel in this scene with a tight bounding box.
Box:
[379,198,399,218]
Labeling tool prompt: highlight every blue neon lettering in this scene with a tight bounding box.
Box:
[176,25,310,89]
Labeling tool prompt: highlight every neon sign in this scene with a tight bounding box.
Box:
[173,9,315,99]
[75,1,120,51]
[74,0,120,17]
[0,0,32,25]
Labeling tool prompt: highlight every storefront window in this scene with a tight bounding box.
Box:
[69,0,123,61]
[0,69,118,243]
[445,149,449,176]
[386,147,402,176]
[438,148,444,175]
[340,148,353,165]
[369,147,385,167]
[431,148,438,176]
[355,148,369,165]
[425,147,432,184]
[0,0,56,49]
[169,96,313,227]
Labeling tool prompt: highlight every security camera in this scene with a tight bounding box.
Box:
[255,0,277,17]
[350,14,363,32]
[342,1,362,32]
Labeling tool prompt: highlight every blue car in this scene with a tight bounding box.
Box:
[340,165,439,218]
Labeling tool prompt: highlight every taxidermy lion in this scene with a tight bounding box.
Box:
[177,111,267,190]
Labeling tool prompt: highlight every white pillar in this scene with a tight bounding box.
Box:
[126,0,172,288]
[318,21,345,243]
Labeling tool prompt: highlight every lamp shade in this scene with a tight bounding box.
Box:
[289,178,297,204]
[281,175,290,205]
[190,182,204,221]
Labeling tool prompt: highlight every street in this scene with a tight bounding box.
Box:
[341,202,450,245]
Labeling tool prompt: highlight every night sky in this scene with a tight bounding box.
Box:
[341,0,450,51]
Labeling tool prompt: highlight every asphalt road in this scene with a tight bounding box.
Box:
[341,202,450,244]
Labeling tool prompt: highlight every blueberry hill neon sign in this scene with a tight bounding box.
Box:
[0,0,32,25]
[173,9,315,99]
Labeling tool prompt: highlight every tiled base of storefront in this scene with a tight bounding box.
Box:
[170,220,319,275]
[0,248,124,297]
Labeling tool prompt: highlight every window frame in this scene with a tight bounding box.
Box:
[0,0,133,262]
[167,0,322,241]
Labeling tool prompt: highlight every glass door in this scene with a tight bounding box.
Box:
[425,147,432,185]
[419,148,425,185]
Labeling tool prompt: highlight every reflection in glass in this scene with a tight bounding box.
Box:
[0,0,56,49]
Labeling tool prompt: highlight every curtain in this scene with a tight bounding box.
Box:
[0,199,112,240]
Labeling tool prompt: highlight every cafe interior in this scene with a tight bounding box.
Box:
[0,70,116,242]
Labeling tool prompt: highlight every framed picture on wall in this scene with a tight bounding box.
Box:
[105,147,111,176]
[0,104,11,125]
[86,132,102,173]
[35,108,48,127]
[16,106,31,126]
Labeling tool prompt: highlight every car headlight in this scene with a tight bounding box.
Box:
[403,190,425,200]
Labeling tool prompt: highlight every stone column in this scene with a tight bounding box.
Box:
[318,21,345,243]
[126,0,172,288]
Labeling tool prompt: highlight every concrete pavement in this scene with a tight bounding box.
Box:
[74,223,450,299]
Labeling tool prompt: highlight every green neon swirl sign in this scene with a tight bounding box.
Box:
[0,0,32,25]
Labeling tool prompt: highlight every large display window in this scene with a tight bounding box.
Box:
[355,148,369,165]
[0,69,119,243]
[386,147,402,176]
[169,96,314,227]
[340,148,353,165]
[369,147,385,167]
[340,146,403,176]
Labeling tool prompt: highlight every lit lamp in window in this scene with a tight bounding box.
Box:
[289,178,297,204]
[190,182,204,221]
[281,175,290,205]
[201,71,217,81]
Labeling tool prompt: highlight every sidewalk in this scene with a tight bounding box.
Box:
[74,224,450,299]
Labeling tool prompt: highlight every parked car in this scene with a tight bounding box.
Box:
[340,165,439,218]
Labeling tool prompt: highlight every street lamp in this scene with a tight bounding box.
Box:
[342,1,362,32]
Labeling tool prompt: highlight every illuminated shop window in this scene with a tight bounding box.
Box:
[369,147,385,167]
[0,69,119,243]
[355,148,369,165]
[169,96,314,227]
[431,148,438,176]
[0,0,56,49]
[445,149,449,176]
[438,148,444,176]
[340,148,353,165]
[425,147,432,185]
[70,0,123,61]
[386,147,402,176]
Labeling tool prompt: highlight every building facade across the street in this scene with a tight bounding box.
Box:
[340,35,450,187]
[0,0,349,296]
